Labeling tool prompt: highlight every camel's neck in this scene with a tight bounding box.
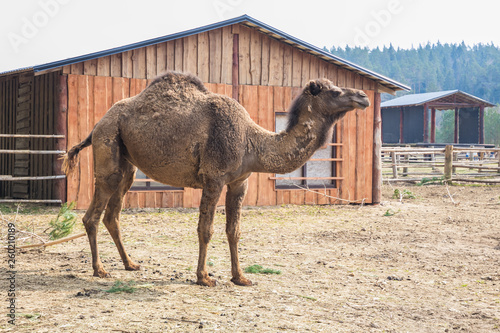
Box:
[248,111,334,174]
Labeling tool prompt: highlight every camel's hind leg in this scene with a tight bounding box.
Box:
[83,130,128,278]
[83,178,119,278]
[101,161,140,272]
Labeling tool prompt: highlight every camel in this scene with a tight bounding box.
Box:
[62,71,370,287]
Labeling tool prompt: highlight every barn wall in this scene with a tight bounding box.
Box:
[381,107,401,143]
[0,72,62,201]
[61,24,375,91]
[458,107,479,143]
[66,74,374,209]
[0,75,18,198]
[403,106,424,143]
[61,22,379,209]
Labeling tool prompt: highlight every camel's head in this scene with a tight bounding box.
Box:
[305,78,370,115]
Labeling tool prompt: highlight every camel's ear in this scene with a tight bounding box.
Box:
[307,80,322,96]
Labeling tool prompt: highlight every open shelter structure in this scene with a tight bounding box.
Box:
[0,15,409,208]
[381,90,494,145]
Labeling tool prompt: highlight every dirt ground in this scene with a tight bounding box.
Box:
[1,184,500,332]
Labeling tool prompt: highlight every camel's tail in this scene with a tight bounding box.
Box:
[61,131,93,175]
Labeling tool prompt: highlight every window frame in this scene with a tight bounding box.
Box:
[274,112,339,190]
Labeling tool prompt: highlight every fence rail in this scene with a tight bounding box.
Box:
[382,145,500,183]
[0,133,66,204]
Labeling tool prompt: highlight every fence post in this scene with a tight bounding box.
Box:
[391,152,398,179]
[444,145,453,182]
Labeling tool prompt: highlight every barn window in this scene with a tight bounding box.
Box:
[130,170,182,191]
[274,113,338,189]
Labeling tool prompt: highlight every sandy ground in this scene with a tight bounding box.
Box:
[1,184,500,332]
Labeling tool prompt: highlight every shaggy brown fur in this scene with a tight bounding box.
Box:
[63,71,370,287]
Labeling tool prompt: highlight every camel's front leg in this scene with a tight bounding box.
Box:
[226,179,252,286]
[196,181,224,287]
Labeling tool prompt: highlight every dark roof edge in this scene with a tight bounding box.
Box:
[8,15,409,91]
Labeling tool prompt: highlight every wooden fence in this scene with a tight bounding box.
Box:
[0,134,66,203]
[382,145,500,183]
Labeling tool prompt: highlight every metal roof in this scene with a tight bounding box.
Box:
[381,90,495,109]
[1,15,410,92]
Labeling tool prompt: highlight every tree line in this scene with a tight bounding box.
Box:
[326,42,500,146]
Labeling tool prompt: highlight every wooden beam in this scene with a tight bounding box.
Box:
[399,107,404,143]
[430,108,436,143]
[454,107,459,144]
[232,33,239,102]
[423,103,428,143]
[372,91,382,204]
[479,105,485,144]
[54,74,67,203]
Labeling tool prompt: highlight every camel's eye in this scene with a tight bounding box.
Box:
[330,90,341,98]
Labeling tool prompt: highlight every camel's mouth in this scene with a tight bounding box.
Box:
[354,99,370,110]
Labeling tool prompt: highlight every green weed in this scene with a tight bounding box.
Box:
[383,209,399,217]
[105,280,136,293]
[392,189,416,199]
[418,176,444,186]
[244,264,281,275]
[48,202,77,240]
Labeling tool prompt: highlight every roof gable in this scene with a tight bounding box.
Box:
[1,15,409,93]
[381,90,494,109]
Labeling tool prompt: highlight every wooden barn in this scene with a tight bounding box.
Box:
[381,90,494,144]
[0,15,409,209]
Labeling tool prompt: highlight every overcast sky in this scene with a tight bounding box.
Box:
[1,0,499,73]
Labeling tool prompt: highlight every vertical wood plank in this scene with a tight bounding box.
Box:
[260,35,270,86]
[269,39,284,86]
[66,75,78,203]
[309,56,319,80]
[70,62,83,75]
[197,32,210,82]
[145,191,156,208]
[121,51,133,78]
[355,108,365,202]
[146,45,157,79]
[282,45,293,87]
[132,47,146,79]
[249,29,262,85]
[337,68,347,88]
[318,60,328,79]
[183,187,194,208]
[97,56,110,76]
[183,35,198,75]
[221,26,233,85]
[364,90,375,203]
[300,53,311,87]
[166,40,176,72]
[238,26,250,85]
[327,64,338,86]
[291,49,302,87]
[54,74,68,202]
[209,29,222,83]
[345,71,354,89]
[83,60,97,76]
[110,53,122,77]
[156,42,168,75]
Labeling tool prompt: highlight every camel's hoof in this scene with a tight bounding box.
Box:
[125,263,141,271]
[196,277,217,287]
[93,270,111,278]
[231,277,253,286]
